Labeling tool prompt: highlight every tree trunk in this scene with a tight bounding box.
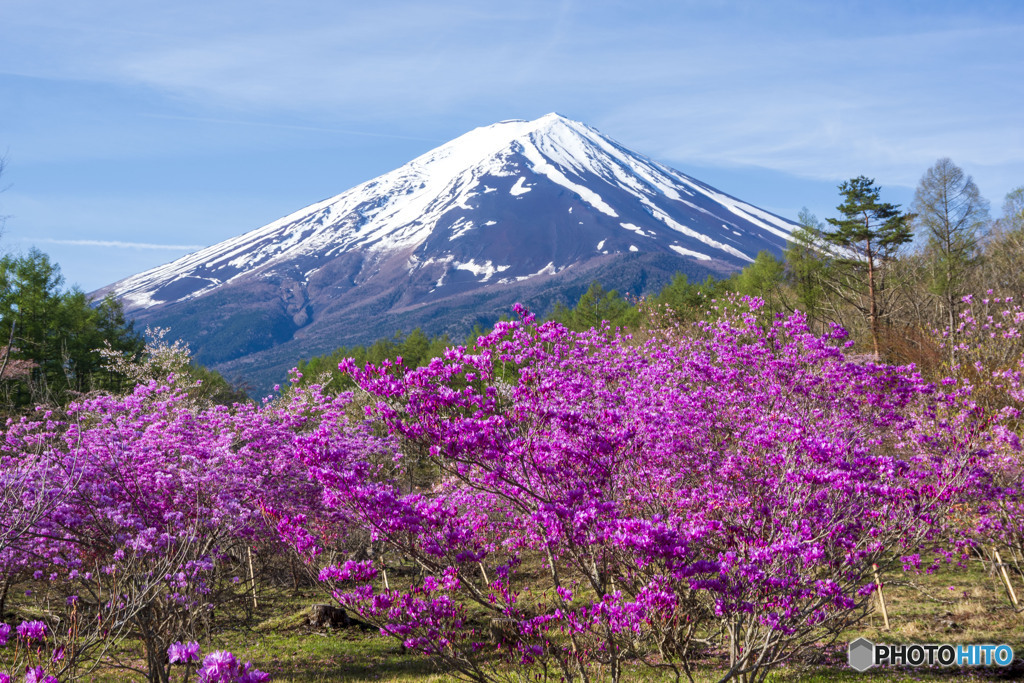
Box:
[865,237,880,359]
[0,574,12,618]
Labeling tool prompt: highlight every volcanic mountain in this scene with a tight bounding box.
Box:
[97,113,798,392]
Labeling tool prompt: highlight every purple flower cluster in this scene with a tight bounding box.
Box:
[22,668,58,683]
[0,377,322,679]
[196,651,269,683]
[167,640,200,664]
[15,622,47,643]
[0,621,61,683]
[292,300,985,680]
[165,643,269,682]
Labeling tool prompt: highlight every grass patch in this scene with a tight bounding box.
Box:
[4,556,1023,681]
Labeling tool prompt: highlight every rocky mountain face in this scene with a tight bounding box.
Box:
[96,113,797,393]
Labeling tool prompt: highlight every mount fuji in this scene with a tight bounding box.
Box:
[97,113,798,391]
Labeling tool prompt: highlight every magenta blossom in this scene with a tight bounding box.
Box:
[200,650,237,677]
[22,668,57,683]
[237,667,271,683]
[196,650,270,682]
[167,641,201,664]
[16,621,47,643]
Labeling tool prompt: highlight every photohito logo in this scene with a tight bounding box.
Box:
[848,638,1014,671]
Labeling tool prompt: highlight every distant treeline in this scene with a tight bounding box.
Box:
[292,272,749,392]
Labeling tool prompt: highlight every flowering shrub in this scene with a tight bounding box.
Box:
[0,378,311,681]
[0,636,270,683]
[0,620,61,683]
[276,301,976,682]
[167,641,200,665]
[932,294,1024,585]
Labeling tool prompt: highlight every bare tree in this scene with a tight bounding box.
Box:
[911,158,990,345]
[999,186,1024,233]
[980,186,1024,300]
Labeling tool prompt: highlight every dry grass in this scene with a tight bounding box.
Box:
[4,557,1024,681]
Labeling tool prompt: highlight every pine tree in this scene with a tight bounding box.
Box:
[823,176,912,358]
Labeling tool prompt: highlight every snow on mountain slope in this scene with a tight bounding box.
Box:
[104,113,796,312]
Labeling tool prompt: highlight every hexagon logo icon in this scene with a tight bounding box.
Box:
[848,638,875,672]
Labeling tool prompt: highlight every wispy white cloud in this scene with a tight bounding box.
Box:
[596,21,1024,189]
[35,238,203,250]
[140,113,442,142]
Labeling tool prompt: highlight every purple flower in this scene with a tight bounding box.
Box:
[197,650,238,681]
[167,640,201,664]
[16,621,47,643]
[190,649,270,682]
[238,664,271,683]
[0,672,9,683]
[22,667,56,683]
[0,623,10,646]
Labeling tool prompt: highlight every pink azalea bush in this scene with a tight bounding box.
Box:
[936,294,1024,580]
[285,301,979,682]
[0,619,61,683]
[166,643,268,683]
[0,378,311,681]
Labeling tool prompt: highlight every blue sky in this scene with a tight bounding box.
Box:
[1,0,1022,292]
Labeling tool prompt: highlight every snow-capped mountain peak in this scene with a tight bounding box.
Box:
[104,113,794,311]
[96,113,798,393]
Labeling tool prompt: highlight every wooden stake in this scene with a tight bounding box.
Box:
[478,561,490,587]
[248,546,258,611]
[993,548,1020,610]
[872,563,890,630]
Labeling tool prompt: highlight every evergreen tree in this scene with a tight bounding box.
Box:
[0,248,143,408]
[293,327,451,394]
[823,176,912,358]
[550,282,638,331]
[652,273,731,323]
[733,250,785,312]
[783,208,828,330]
